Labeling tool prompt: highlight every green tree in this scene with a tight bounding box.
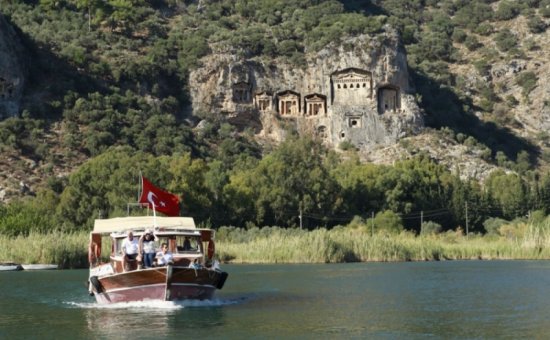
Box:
[57,147,158,229]
[485,171,527,220]
[495,1,521,21]
[0,189,59,236]
[372,210,403,234]
[225,136,342,228]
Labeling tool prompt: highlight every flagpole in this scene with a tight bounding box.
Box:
[139,171,143,202]
[152,201,158,230]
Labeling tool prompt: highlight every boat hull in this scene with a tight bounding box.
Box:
[0,263,23,271]
[90,265,226,304]
[21,264,58,270]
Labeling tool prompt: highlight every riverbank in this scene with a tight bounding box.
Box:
[216,224,550,263]
[1,224,548,268]
[0,231,89,269]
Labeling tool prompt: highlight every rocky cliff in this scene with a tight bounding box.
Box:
[0,14,26,118]
[189,27,424,150]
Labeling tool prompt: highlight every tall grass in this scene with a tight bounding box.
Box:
[1,222,548,267]
[217,223,550,263]
[0,231,89,268]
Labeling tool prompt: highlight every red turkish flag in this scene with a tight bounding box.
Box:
[139,177,180,216]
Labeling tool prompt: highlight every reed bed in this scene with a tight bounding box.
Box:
[1,223,548,267]
[217,223,550,263]
[0,231,89,268]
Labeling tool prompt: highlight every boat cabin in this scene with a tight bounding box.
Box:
[89,216,216,274]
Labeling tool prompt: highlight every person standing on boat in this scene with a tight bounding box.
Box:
[156,243,173,266]
[183,236,192,251]
[139,229,157,269]
[122,231,139,271]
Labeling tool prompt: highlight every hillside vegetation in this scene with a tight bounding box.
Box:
[1,0,550,238]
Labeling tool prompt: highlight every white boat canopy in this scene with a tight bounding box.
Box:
[93,216,196,234]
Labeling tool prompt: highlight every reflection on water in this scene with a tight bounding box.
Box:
[77,299,239,338]
[83,302,179,338]
[1,262,549,339]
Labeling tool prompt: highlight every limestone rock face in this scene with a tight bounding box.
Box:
[189,27,424,149]
[0,14,26,118]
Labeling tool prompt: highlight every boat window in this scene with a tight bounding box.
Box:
[176,236,201,253]
[114,238,124,256]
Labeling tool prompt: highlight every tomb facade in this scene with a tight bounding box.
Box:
[304,94,326,116]
[331,68,373,106]
[277,90,300,116]
[233,81,251,103]
[254,91,272,111]
[377,85,400,114]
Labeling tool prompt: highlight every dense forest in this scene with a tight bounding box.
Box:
[3,136,550,237]
[1,0,550,236]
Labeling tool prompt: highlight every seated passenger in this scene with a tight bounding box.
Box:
[188,258,201,269]
[156,243,173,266]
[139,229,157,269]
[122,231,139,272]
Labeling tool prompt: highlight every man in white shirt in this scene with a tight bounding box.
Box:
[122,231,139,271]
[156,243,173,266]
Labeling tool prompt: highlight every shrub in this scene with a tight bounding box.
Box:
[473,59,490,76]
[494,29,517,52]
[516,71,538,97]
[464,34,481,51]
[464,136,477,148]
[495,1,521,20]
[523,38,539,51]
[452,28,467,43]
[346,215,365,230]
[483,217,509,235]
[339,140,356,151]
[421,221,442,235]
[453,2,493,29]
[529,210,546,224]
[473,22,493,36]
[373,210,403,235]
[506,95,519,107]
[527,16,547,33]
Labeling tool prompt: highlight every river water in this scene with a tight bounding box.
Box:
[1,261,549,339]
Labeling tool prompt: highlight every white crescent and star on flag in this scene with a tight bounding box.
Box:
[146,191,167,207]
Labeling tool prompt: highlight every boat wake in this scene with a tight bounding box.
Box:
[66,297,242,310]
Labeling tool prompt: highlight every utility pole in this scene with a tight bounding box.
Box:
[465,201,469,237]
[299,206,303,230]
[420,210,424,235]
[371,211,374,236]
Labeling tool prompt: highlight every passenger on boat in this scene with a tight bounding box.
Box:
[156,243,173,266]
[122,231,139,271]
[182,236,192,251]
[139,229,158,269]
[188,258,201,269]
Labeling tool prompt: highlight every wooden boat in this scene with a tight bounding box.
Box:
[0,262,23,271]
[87,216,228,304]
[21,264,58,270]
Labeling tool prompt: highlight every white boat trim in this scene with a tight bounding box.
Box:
[93,216,197,233]
[104,283,165,293]
[102,282,216,294]
[171,283,216,289]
